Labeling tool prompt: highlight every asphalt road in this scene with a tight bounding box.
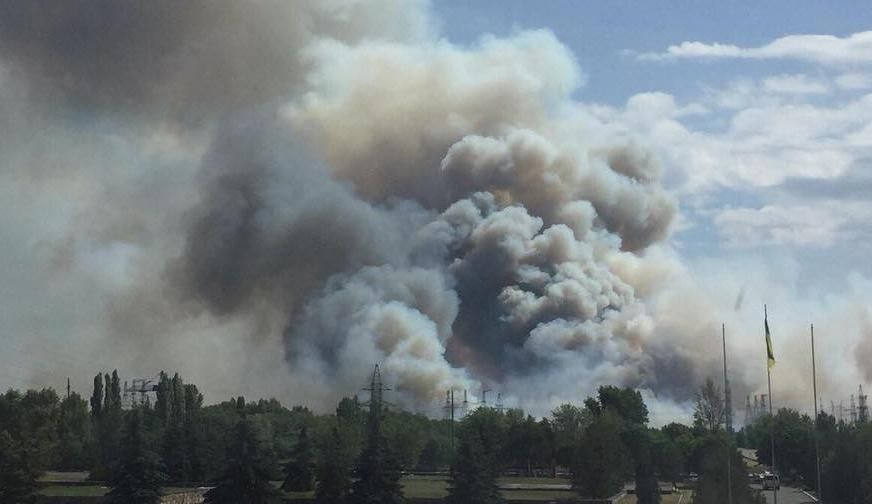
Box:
[754,484,817,504]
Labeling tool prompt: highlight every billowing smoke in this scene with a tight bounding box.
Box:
[6,0,857,420]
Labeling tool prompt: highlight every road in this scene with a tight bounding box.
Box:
[754,484,817,504]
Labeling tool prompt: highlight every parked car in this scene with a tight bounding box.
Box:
[762,473,780,490]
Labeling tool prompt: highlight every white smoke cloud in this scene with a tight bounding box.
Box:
[3,1,868,422]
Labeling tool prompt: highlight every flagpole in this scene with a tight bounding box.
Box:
[722,323,733,504]
[765,304,777,504]
[811,324,822,502]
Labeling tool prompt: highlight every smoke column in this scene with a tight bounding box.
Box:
[7,0,860,419]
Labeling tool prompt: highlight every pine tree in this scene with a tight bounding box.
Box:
[163,373,189,482]
[155,372,171,424]
[203,414,279,504]
[105,409,168,504]
[90,374,103,418]
[349,395,404,504]
[102,371,124,470]
[183,383,204,482]
[316,425,352,504]
[0,431,41,504]
[446,434,503,504]
[283,425,316,491]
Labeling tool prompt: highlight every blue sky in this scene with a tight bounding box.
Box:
[433,2,872,285]
[429,3,872,412]
[436,0,870,103]
[2,1,872,418]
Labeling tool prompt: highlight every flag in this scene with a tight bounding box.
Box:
[765,315,775,368]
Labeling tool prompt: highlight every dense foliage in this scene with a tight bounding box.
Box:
[0,371,795,503]
[105,409,167,504]
[740,407,872,503]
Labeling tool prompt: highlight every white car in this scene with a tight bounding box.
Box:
[762,473,780,490]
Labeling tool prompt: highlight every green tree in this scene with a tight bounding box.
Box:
[749,408,814,482]
[18,388,61,468]
[625,428,660,504]
[283,426,316,491]
[162,373,189,482]
[349,395,404,504]
[693,378,725,434]
[316,425,352,504]
[154,372,171,424]
[204,413,279,504]
[597,386,649,425]
[0,430,41,504]
[106,409,167,504]
[660,422,694,474]
[573,409,630,498]
[416,438,446,471]
[693,433,761,504]
[819,419,872,504]
[90,374,103,419]
[651,431,683,485]
[57,391,94,470]
[447,434,504,504]
[551,403,588,468]
[93,371,123,477]
[183,383,204,482]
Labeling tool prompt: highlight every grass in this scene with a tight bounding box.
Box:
[283,475,576,501]
[619,490,692,504]
[39,476,592,502]
[39,485,108,497]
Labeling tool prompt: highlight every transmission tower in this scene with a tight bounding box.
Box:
[859,385,869,423]
[122,377,157,409]
[362,364,391,414]
[850,394,857,424]
[753,395,760,422]
[444,390,460,452]
[481,386,491,407]
[495,392,504,413]
[744,396,753,426]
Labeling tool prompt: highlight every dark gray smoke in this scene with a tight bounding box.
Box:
[0,0,429,122]
[1,0,789,418]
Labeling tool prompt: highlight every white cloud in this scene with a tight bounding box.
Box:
[762,74,830,95]
[584,86,872,192]
[637,30,872,65]
[714,203,872,248]
[836,72,872,90]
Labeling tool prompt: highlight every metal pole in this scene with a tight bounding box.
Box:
[723,323,733,504]
[811,324,822,502]
[766,305,777,504]
[450,390,455,453]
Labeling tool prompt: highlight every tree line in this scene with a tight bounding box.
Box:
[738,403,872,503]
[1,371,765,503]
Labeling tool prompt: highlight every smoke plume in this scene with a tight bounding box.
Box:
[5,0,863,421]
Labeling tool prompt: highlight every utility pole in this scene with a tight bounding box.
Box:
[811,324,822,503]
[765,305,777,504]
[444,389,459,453]
[723,323,733,504]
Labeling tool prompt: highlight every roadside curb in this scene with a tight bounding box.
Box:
[801,489,819,502]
